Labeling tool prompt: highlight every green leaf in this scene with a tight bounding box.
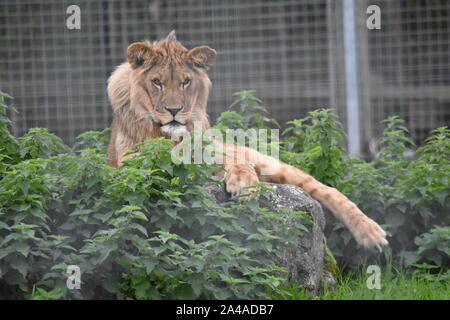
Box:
[0,221,11,230]
[116,205,142,215]
[385,210,405,228]
[11,223,40,230]
[189,273,204,297]
[164,208,179,220]
[425,251,442,266]
[435,190,448,206]
[11,257,29,278]
[71,209,93,216]
[130,223,148,237]
[15,242,30,258]
[155,231,177,243]
[131,211,148,221]
[134,280,151,299]
[172,283,193,300]
[115,256,133,268]
[51,263,68,271]
[102,279,120,294]
[17,181,30,197]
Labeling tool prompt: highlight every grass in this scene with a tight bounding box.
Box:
[273,267,450,300]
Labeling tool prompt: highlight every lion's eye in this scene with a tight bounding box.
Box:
[152,78,162,87]
[182,78,192,87]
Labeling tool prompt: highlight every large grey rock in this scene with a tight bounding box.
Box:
[207,182,335,295]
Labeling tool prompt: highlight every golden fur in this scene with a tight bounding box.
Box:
[107,33,212,166]
[107,32,388,251]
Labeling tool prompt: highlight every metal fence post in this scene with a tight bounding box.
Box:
[343,0,361,157]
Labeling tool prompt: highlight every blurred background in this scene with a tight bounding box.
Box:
[0,0,449,157]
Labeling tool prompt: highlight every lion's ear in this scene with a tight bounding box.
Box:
[127,42,154,69]
[187,46,217,70]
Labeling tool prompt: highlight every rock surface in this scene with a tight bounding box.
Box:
[207,182,335,295]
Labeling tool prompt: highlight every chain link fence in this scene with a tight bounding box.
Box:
[0,0,449,155]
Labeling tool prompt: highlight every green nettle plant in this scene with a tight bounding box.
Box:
[0,91,21,173]
[214,90,280,131]
[414,226,450,267]
[329,119,449,269]
[0,137,304,299]
[0,93,305,299]
[281,108,346,188]
[216,91,449,271]
[213,90,281,161]
[0,90,448,300]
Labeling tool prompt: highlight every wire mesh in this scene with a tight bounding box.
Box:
[356,0,450,151]
[0,0,449,152]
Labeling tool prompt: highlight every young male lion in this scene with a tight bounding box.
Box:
[107,31,388,252]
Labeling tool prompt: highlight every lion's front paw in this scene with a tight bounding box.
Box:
[225,164,260,200]
[354,218,389,252]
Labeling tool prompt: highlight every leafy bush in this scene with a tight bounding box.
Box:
[0,91,21,173]
[0,90,448,299]
[413,226,450,267]
[17,128,71,160]
[0,98,304,299]
[335,122,449,268]
[215,90,279,131]
[216,91,449,271]
[281,108,346,187]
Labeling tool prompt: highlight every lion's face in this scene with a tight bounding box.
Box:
[126,34,216,138]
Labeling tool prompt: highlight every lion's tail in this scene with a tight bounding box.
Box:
[257,156,388,251]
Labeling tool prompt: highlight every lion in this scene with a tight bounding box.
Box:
[106,31,388,252]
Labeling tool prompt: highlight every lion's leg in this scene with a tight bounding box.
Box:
[223,163,259,197]
[212,141,260,197]
[113,131,141,167]
[216,141,388,251]
[107,125,119,167]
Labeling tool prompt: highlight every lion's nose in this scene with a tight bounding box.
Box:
[165,106,182,116]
